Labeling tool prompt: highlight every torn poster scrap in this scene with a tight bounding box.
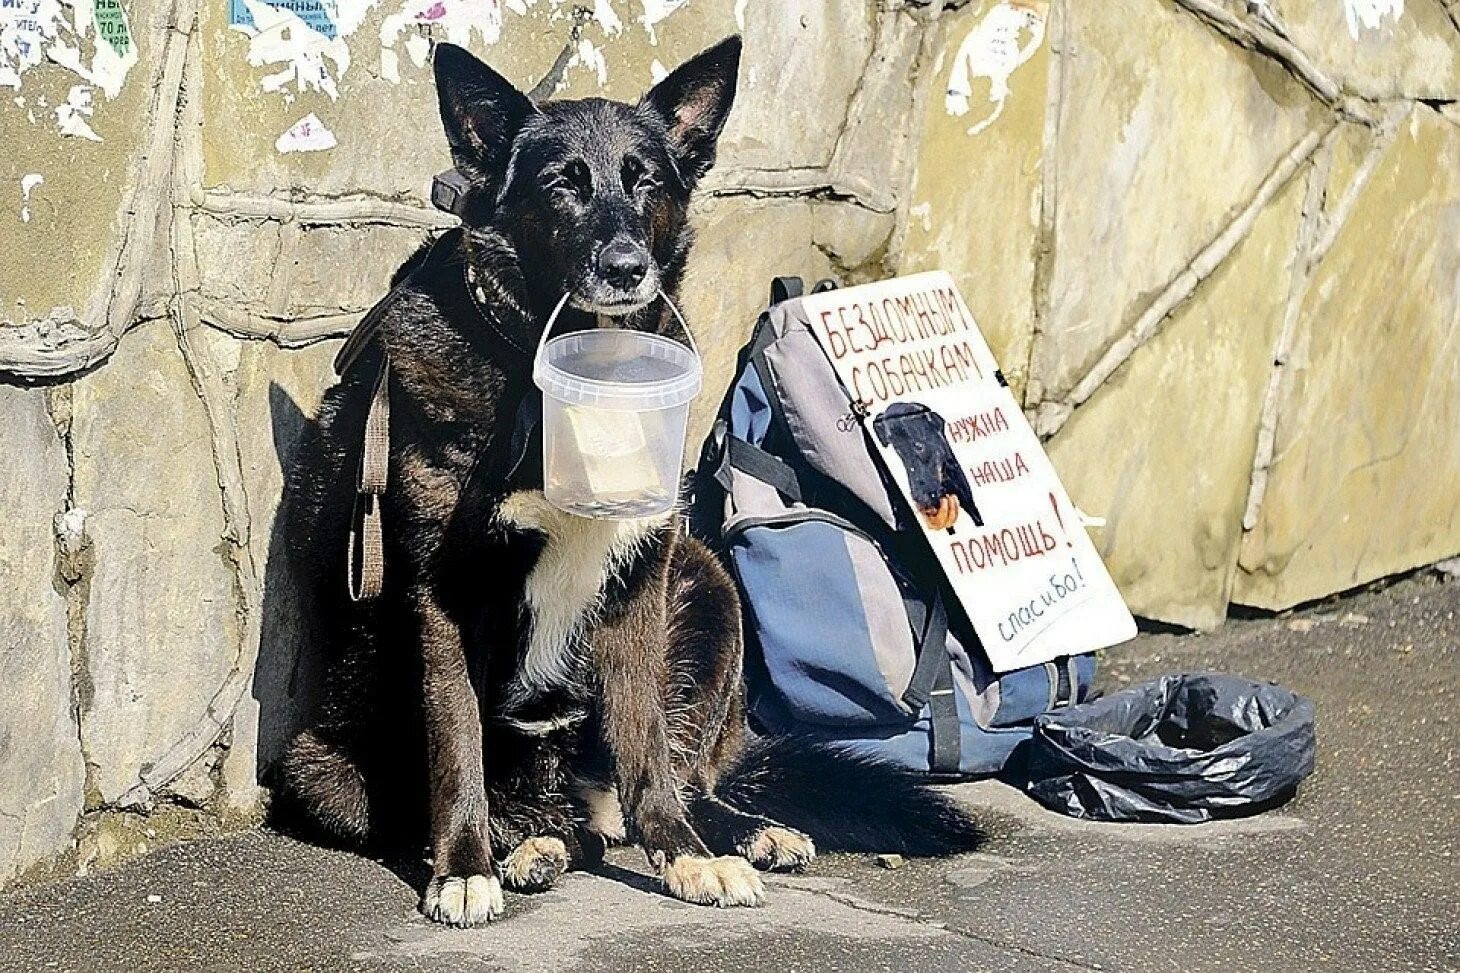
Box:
[1,0,138,137]
[275,111,336,152]
[944,0,1046,137]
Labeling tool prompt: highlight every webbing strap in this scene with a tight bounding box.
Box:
[928,656,962,775]
[726,436,802,503]
[770,276,804,305]
[901,593,962,775]
[902,593,949,712]
[347,359,391,602]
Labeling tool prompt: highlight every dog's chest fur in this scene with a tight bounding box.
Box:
[496,490,669,699]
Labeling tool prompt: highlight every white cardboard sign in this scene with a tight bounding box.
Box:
[800,271,1136,672]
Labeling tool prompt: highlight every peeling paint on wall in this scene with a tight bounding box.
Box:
[1343,0,1403,38]
[379,0,504,83]
[19,172,42,223]
[275,111,335,151]
[639,0,688,45]
[56,82,98,139]
[569,35,607,85]
[592,0,622,35]
[234,0,349,100]
[1,0,136,138]
[230,0,693,101]
[944,0,1045,137]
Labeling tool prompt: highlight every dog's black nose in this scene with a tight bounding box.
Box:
[597,239,649,289]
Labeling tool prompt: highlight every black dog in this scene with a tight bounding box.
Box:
[274,38,980,927]
[874,402,982,532]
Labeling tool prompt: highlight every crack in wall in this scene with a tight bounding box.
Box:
[103,22,267,811]
[42,384,103,817]
[1238,107,1408,538]
[1034,122,1333,439]
[1169,0,1379,125]
[1024,0,1070,412]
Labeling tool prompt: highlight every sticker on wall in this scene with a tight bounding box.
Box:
[1,0,63,90]
[275,112,337,152]
[944,0,1046,137]
[20,173,43,223]
[1343,0,1403,38]
[228,0,338,38]
[93,0,129,55]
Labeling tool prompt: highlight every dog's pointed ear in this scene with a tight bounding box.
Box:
[641,35,741,183]
[434,43,535,184]
[874,415,892,447]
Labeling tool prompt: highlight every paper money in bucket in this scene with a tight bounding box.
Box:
[532,293,702,519]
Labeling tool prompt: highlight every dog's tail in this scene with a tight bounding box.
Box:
[713,735,982,856]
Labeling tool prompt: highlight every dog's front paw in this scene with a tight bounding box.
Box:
[502,836,569,893]
[663,855,766,908]
[739,826,816,873]
[422,873,504,927]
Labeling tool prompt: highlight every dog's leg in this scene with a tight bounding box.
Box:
[589,545,764,908]
[662,539,816,874]
[414,585,504,927]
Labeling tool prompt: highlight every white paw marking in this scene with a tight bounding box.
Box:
[502,836,569,891]
[663,855,766,908]
[422,873,504,927]
[741,826,817,872]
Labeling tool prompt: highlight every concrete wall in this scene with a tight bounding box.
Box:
[2,0,1457,884]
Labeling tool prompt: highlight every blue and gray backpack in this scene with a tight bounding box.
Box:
[693,277,1096,776]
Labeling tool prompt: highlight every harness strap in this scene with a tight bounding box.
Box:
[347,359,391,602]
[335,230,455,378]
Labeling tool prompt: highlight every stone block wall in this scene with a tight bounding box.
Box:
[2,0,1457,884]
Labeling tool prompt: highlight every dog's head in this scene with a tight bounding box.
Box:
[874,403,960,529]
[433,37,741,318]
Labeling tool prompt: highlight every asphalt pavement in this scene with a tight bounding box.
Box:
[2,572,1456,973]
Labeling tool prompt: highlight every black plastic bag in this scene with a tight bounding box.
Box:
[1022,673,1316,824]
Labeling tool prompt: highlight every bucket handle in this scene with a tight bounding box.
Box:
[532,290,701,372]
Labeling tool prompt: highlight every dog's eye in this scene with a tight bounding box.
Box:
[622,158,659,194]
[546,161,592,200]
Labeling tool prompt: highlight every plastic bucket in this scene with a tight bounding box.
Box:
[532,294,702,519]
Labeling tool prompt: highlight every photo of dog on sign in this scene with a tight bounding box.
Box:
[873,402,982,533]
